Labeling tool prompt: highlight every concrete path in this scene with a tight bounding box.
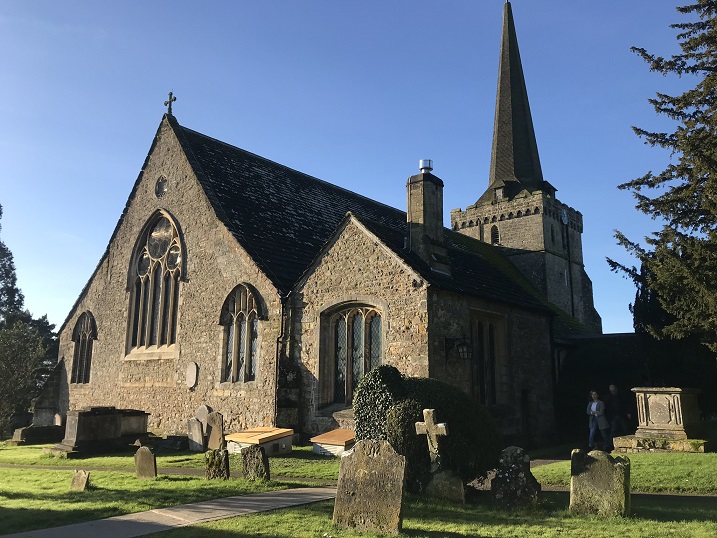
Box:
[6,486,337,538]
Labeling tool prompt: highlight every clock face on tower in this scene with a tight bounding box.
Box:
[561,209,569,225]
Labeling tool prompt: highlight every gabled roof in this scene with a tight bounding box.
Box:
[170,114,563,317]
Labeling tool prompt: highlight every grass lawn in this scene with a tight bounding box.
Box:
[154,494,717,538]
[2,442,717,537]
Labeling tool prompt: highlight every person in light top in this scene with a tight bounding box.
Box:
[586,389,610,451]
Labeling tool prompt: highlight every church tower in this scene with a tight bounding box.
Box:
[451,2,601,332]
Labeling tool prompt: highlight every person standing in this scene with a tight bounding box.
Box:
[604,384,631,449]
[586,390,610,451]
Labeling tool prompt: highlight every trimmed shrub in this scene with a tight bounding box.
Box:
[354,365,405,441]
[386,398,430,493]
[354,365,501,485]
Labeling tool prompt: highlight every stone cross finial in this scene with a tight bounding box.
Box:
[164,91,177,115]
[415,408,448,472]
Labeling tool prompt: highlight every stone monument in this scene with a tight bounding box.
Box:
[205,449,230,480]
[241,444,270,482]
[491,446,541,509]
[333,439,406,535]
[569,449,630,517]
[187,417,205,452]
[206,411,225,450]
[415,408,464,503]
[134,446,157,479]
[71,470,90,491]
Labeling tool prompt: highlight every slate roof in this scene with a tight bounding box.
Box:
[168,115,585,327]
[479,1,555,205]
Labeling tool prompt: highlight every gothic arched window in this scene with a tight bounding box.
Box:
[325,306,382,405]
[129,214,182,350]
[71,311,96,384]
[220,285,260,383]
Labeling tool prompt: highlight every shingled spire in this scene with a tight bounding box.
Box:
[480,1,550,204]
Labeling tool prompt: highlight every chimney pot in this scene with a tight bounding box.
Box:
[419,159,433,173]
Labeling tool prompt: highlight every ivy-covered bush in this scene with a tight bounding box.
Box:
[353,364,404,441]
[385,398,430,492]
[354,364,501,486]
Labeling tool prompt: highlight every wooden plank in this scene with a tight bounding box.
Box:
[226,427,293,444]
[309,428,355,447]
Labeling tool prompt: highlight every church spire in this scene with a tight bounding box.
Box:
[485,1,545,201]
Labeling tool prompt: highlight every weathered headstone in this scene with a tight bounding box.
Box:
[134,446,157,479]
[333,439,406,535]
[187,417,205,452]
[491,446,541,509]
[205,449,230,480]
[241,444,270,481]
[206,411,225,450]
[195,404,212,433]
[570,449,630,517]
[415,408,464,503]
[70,470,90,491]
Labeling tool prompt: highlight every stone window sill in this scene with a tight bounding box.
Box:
[125,345,179,361]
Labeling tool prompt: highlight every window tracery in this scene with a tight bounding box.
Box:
[221,285,260,383]
[129,214,182,350]
[71,311,96,384]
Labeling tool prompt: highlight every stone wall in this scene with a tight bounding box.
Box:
[428,289,557,443]
[293,217,429,435]
[57,118,281,435]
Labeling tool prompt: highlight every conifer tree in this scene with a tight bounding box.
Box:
[0,204,24,320]
[612,1,717,350]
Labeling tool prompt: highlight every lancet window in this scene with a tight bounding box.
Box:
[129,214,182,350]
[71,311,96,384]
[221,285,260,383]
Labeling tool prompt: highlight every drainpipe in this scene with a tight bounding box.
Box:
[274,292,291,425]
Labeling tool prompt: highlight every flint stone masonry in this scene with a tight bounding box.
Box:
[333,439,406,535]
[205,449,230,480]
[491,446,540,509]
[241,445,270,481]
[56,119,280,435]
[134,446,157,479]
[569,449,630,517]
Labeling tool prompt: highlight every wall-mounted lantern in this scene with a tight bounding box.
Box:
[445,337,472,365]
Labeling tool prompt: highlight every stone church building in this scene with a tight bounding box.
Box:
[50,2,600,445]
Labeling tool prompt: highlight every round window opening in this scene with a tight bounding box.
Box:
[155,177,168,198]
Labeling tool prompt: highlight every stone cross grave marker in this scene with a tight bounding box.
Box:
[333,439,406,535]
[415,408,447,472]
[70,470,90,491]
[187,417,205,452]
[415,408,464,503]
[569,449,631,517]
[134,446,157,480]
[206,411,225,450]
[241,444,270,482]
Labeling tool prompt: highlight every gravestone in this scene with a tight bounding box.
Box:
[205,449,230,480]
[570,449,630,517]
[333,439,405,535]
[206,411,225,450]
[241,444,270,481]
[187,417,205,452]
[415,408,464,504]
[491,446,540,509]
[71,470,90,491]
[134,446,157,479]
[195,404,212,433]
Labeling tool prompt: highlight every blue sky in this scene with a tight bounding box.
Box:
[0,1,690,333]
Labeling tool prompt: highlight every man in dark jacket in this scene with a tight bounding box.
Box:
[604,384,631,450]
